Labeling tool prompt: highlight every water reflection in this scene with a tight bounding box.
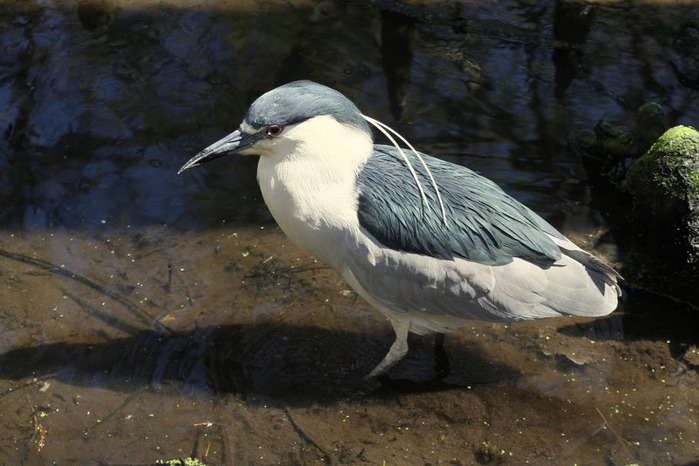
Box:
[3,1,696,231]
[1,1,698,464]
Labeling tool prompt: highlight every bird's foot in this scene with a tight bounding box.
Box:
[432,332,451,381]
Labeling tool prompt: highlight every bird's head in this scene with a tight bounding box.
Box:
[178,80,372,173]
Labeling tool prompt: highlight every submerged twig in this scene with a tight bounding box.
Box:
[595,407,638,458]
[283,407,332,464]
[0,248,155,330]
[30,410,47,452]
[193,421,234,465]
[85,387,147,433]
[0,377,53,399]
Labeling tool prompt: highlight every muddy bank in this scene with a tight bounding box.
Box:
[1,228,697,465]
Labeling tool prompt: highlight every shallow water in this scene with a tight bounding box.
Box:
[1,1,698,465]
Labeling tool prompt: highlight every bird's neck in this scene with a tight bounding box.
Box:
[256,116,373,263]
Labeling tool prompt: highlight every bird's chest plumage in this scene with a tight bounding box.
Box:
[256,155,362,267]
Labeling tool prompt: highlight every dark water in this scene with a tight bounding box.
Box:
[1,1,698,464]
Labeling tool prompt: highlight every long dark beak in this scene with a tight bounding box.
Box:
[178,129,256,174]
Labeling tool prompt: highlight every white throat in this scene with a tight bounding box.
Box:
[256,115,373,265]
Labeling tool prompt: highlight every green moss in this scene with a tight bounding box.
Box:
[627,125,699,201]
[647,125,699,157]
[632,102,669,154]
[569,129,596,151]
[593,120,633,158]
[155,458,207,466]
[476,440,509,464]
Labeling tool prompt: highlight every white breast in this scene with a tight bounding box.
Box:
[256,116,373,268]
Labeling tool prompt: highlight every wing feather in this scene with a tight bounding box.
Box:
[350,145,621,327]
[356,145,562,265]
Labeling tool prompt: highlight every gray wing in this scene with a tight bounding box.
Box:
[356,145,563,266]
[352,145,620,323]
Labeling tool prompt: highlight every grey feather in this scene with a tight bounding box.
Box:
[356,145,563,266]
[351,144,621,324]
[244,80,370,133]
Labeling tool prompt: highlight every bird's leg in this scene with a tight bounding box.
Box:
[367,318,410,378]
[433,332,450,380]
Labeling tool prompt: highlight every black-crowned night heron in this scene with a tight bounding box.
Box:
[179,80,621,378]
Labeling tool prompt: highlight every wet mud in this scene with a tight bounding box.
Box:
[1,0,698,464]
[1,228,697,465]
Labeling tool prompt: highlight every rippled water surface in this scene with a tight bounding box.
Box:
[1,1,698,464]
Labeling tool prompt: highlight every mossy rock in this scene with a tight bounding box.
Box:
[631,102,670,154]
[625,125,699,304]
[627,125,699,202]
[570,102,669,189]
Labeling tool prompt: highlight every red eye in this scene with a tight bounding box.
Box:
[266,125,284,137]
